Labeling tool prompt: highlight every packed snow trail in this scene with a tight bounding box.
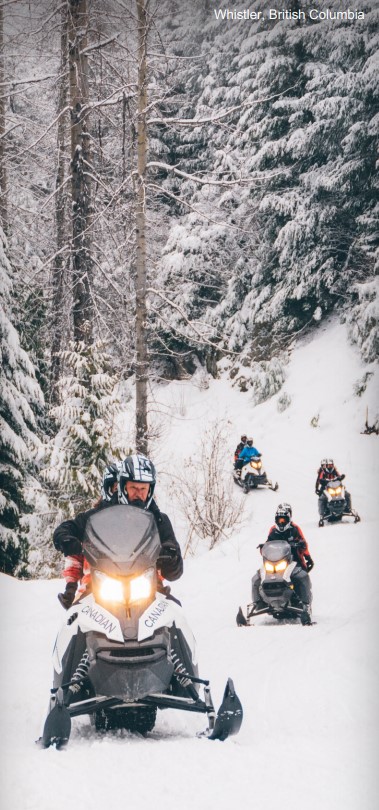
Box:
[0,321,378,810]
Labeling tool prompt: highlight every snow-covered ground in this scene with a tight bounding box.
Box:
[1,320,378,810]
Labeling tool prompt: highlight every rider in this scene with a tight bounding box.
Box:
[251,503,314,620]
[54,455,183,609]
[235,437,261,472]
[315,458,352,517]
[234,434,247,466]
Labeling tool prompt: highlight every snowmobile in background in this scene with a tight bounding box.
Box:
[39,506,243,749]
[236,538,312,626]
[233,455,278,494]
[318,478,360,527]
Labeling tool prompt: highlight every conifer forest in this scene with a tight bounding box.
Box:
[0,1,378,577]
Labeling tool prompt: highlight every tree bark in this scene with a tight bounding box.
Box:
[68,0,92,344]
[135,0,148,455]
[0,5,7,232]
[51,3,70,400]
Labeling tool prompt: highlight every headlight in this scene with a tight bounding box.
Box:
[129,568,155,604]
[327,486,342,497]
[251,461,261,469]
[264,559,287,574]
[95,571,124,603]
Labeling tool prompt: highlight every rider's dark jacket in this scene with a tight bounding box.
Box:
[265,522,313,572]
[315,467,343,495]
[53,497,183,581]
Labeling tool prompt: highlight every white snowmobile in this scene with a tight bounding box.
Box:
[318,478,360,527]
[39,506,243,748]
[236,538,313,626]
[233,455,278,494]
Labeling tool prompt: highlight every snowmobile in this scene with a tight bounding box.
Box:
[318,478,360,527]
[236,538,312,626]
[39,506,243,749]
[233,455,278,494]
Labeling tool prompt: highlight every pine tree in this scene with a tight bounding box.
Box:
[0,228,44,575]
[43,339,126,517]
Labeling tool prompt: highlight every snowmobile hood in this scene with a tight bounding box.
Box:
[262,539,292,562]
[83,504,161,576]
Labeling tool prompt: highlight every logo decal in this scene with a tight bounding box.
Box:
[144,600,168,629]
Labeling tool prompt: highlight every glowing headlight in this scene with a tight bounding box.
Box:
[251,461,261,469]
[129,568,155,604]
[327,486,342,497]
[264,559,287,574]
[96,572,124,603]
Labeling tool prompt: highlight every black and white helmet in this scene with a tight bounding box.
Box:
[101,463,120,501]
[275,503,292,531]
[246,437,254,446]
[118,454,156,508]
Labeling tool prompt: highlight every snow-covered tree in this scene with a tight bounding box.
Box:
[42,339,127,517]
[0,228,43,575]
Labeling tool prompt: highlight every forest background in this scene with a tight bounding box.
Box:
[0,0,377,579]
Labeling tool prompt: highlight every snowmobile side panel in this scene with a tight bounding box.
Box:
[53,595,123,673]
[138,596,197,664]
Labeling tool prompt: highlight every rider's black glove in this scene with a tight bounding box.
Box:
[157,543,183,581]
[340,474,345,480]
[57,581,77,610]
[305,557,314,572]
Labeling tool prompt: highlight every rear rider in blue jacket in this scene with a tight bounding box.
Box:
[236,438,261,469]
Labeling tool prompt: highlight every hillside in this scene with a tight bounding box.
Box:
[0,320,378,810]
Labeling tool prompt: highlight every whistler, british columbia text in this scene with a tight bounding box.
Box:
[213,7,366,20]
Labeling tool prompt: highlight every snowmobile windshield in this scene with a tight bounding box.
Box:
[83,505,161,576]
[262,540,292,563]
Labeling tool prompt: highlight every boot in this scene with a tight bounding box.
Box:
[300,604,312,626]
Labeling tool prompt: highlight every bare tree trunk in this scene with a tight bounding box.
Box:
[68,0,92,343]
[135,0,148,454]
[0,5,7,232]
[51,4,69,400]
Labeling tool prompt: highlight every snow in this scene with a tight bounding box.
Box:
[1,320,378,810]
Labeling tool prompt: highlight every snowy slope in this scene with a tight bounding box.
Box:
[1,320,378,810]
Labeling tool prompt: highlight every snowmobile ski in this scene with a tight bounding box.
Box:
[207,678,243,741]
[39,688,71,749]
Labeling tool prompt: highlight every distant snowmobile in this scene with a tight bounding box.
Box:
[236,538,313,626]
[39,506,243,748]
[233,455,278,493]
[318,478,360,527]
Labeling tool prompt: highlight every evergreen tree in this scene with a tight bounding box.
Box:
[43,339,127,517]
[0,228,44,575]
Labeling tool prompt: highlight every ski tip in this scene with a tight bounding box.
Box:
[207,678,243,741]
[236,607,247,627]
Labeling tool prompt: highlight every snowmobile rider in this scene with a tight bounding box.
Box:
[54,454,183,609]
[57,463,120,609]
[235,437,261,471]
[251,503,314,616]
[315,458,352,517]
[233,434,247,466]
